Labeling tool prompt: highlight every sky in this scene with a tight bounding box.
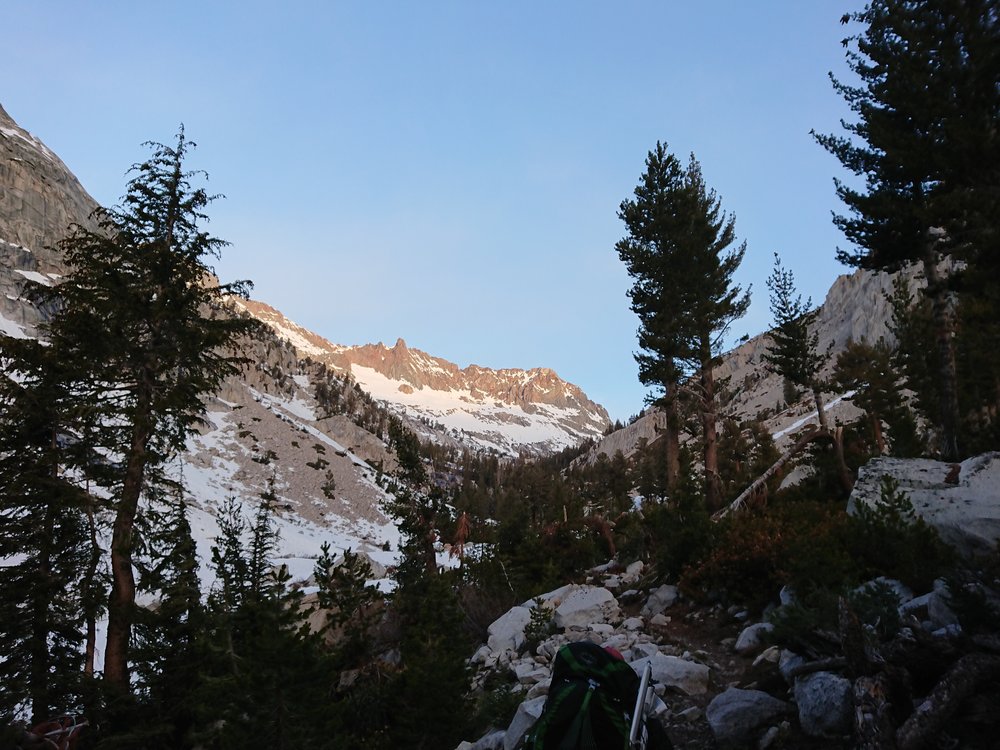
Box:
[2,0,867,422]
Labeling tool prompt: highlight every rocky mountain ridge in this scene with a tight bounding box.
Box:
[236,298,611,455]
[2,103,608,464]
[1,104,406,584]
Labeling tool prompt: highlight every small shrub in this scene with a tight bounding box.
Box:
[649,469,713,581]
[849,579,903,640]
[523,598,554,654]
[849,477,952,591]
[470,674,522,736]
[322,471,337,499]
[680,511,789,607]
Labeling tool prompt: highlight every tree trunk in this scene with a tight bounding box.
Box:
[663,395,681,494]
[83,494,99,679]
[29,501,55,724]
[104,385,153,692]
[923,246,960,460]
[872,415,887,454]
[813,385,854,492]
[813,386,830,432]
[701,364,721,511]
[832,426,855,495]
[854,673,898,750]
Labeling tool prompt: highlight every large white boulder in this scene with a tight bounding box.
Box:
[551,585,621,629]
[503,696,547,750]
[640,584,679,618]
[487,605,533,654]
[847,453,1000,557]
[735,621,775,656]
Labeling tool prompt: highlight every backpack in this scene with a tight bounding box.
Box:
[523,641,642,750]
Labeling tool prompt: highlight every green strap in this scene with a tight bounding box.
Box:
[558,680,596,750]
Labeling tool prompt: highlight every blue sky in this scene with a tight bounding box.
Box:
[3,1,865,421]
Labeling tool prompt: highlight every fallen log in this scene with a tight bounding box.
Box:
[895,653,1000,750]
[713,426,825,520]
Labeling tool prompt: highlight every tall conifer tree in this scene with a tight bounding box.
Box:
[814,0,1000,459]
[617,144,749,510]
[39,130,255,693]
[0,338,91,722]
[763,253,827,425]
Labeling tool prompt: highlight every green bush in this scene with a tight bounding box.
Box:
[523,598,555,655]
[680,500,856,608]
[849,477,953,591]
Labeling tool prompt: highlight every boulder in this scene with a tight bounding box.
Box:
[475,731,505,750]
[630,652,710,695]
[487,605,533,654]
[900,588,959,630]
[623,560,644,584]
[552,585,621,629]
[456,730,506,750]
[794,671,852,737]
[622,616,644,631]
[735,622,774,656]
[512,659,548,685]
[706,688,791,745]
[641,584,679,618]
[778,650,806,685]
[847,453,1000,557]
[503,696,546,750]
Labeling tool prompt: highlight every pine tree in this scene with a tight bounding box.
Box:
[37,130,256,692]
[834,338,923,456]
[128,495,207,748]
[813,0,1000,459]
[763,253,853,492]
[617,144,750,510]
[388,489,471,750]
[200,495,329,750]
[763,253,828,427]
[0,337,93,722]
[616,143,688,491]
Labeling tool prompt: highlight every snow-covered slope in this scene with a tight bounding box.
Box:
[1,103,410,587]
[237,299,611,456]
[0,100,607,604]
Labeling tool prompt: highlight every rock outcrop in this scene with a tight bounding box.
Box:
[848,452,1000,558]
[0,103,100,272]
[582,264,925,466]
[1,103,102,338]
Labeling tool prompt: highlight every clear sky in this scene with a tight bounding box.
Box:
[3,1,866,422]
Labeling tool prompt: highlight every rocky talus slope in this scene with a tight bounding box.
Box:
[458,538,999,750]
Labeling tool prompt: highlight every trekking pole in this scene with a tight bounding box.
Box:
[628,662,653,750]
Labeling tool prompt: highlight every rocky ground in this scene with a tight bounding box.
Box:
[458,564,861,750]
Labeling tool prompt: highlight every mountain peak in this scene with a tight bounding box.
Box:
[243,307,610,455]
[0,102,15,129]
